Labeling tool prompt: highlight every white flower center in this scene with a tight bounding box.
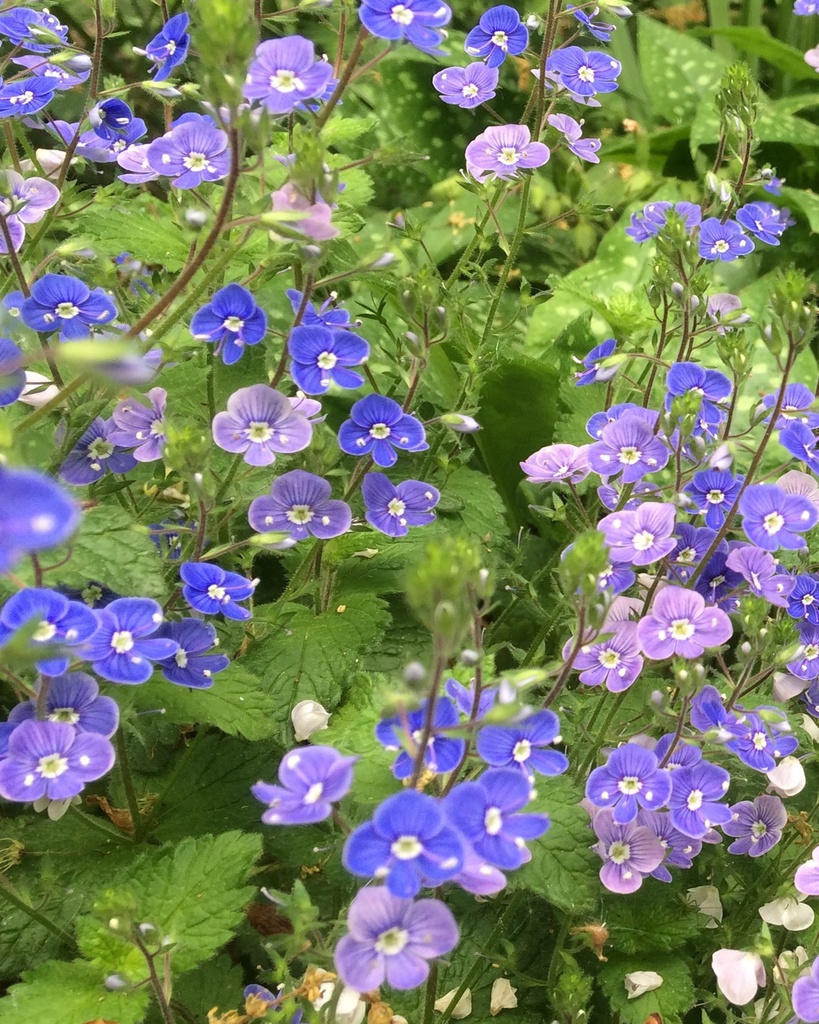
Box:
[391,835,423,860]
[599,648,620,669]
[387,498,406,517]
[669,618,695,641]
[491,30,509,48]
[512,739,532,763]
[370,422,391,439]
[183,151,209,172]
[88,437,114,462]
[317,351,338,370]
[713,239,730,254]
[632,530,655,552]
[175,649,189,668]
[36,753,69,779]
[270,69,304,93]
[48,707,80,724]
[618,446,641,465]
[763,511,784,535]
[111,630,134,653]
[33,620,57,642]
[608,840,630,864]
[12,90,34,105]
[753,731,768,750]
[707,489,725,505]
[247,421,273,443]
[462,83,479,98]
[376,926,410,955]
[687,789,703,811]
[577,64,595,82]
[207,584,227,602]
[223,315,244,332]
[618,775,642,795]
[484,806,503,835]
[286,505,314,525]
[751,821,768,838]
[56,302,79,319]
[390,4,415,24]
[303,782,324,804]
[498,146,520,165]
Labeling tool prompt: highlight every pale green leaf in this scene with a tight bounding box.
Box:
[0,960,150,1024]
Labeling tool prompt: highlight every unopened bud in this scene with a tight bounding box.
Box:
[369,252,395,269]
[105,975,128,991]
[291,699,331,742]
[404,661,426,684]
[441,412,480,433]
[459,649,480,665]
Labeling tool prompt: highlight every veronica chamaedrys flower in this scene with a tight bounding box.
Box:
[338,394,427,466]
[445,768,550,869]
[767,754,806,797]
[243,36,334,113]
[0,76,55,117]
[793,958,819,1023]
[789,627,819,682]
[451,841,507,895]
[59,417,137,486]
[20,273,117,341]
[520,443,590,484]
[722,794,786,857]
[585,743,672,823]
[684,471,744,530]
[698,217,755,261]
[190,284,267,365]
[598,502,677,566]
[0,465,80,573]
[179,563,257,621]
[726,711,798,772]
[212,385,313,467]
[669,523,717,583]
[690,685,743,742]
[432,63,499,108]
[569,622,644,692]
[788,575,819,625]
[138,12,190,81]
[665,361,731,433]
[637,586,732,660]
[0,588,99,676]
[465,124,549,181]
[795,846,819,896]
[711,950,765,1006]
[343,790,464,897]
[88,98,134,143]
[725,545,795,607]
[0,337,24,407]
[587,414,669,482]
[252,746,357,825]
[568,4,616,41]
[8,672,119,737]
[0,719,114,803]
[587,402,656,439]
[546,46,621,96]
[269,183,339,242]
[361,473,440,536]
[109,387,167,463]
[464,5,528,66]
[573,339,618,387]
[547,113,601,162]
[5,170,59,222]
[592,808,665,894]
[739,483,818,551]
[759,894,814,931]
[706,292,750,334]
[358,0,452,54]
[117,143,159,184]
[476,710,569,779]
[147,120,230,189]
[83,598,178,684]
[637,809,702,881]
[445,677,497,720]
[248,470,352,541]
[0,199,24,254]
[376,697,465,779]
[291,699,331,742]
[668,762,732,838]
[288,324,370,394]
[0,7,68,52]
[779,470,819,514]
[335,887,458,992]
[153,619,229,689]
[779,422,819,473]
[736,201,793,245]
[286,288,353,329]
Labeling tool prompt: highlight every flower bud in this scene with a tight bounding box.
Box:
[404,661,427,684]
[291,700,331,742]
[369,252,395,269]
[441,412,480,433]
[624,971,663,999]
[105,975,128,991]
[434,987,472,1018]
[766,755,806,797]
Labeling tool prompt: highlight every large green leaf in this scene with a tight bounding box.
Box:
[598,954,696,1024]
[692,26,817,80]
[638,16,727,124]
[0,960,150,1024]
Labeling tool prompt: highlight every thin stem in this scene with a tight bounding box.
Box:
[314,28,368,131]
[115,730,144,843]
[0,872,75,946]
[89,0,105,100]
[132,926,177,1024]
[422,961,439,1024]
[409,649,447,788]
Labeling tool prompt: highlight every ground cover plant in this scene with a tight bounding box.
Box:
[3,0,819,1021]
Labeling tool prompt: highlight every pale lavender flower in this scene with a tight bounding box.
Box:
[147,121,230,189]
[243,36,334,114]
[593,808,665,894]
[706,293,750,334]
[269,183,338,241]
[739,483,818,551]
[637,586,733,659]
[465,124,549,181]
[586,742,672,823]
[569,622,644,691]
[252,746,357,825]
[116,143,160,184]
[212,385,313,467]
[248,470,351,540]
[725,546,794,607]
[793,957,819,1023]
[547,113,601,162]
[520,443,590,483]
[587,414,669,482]
[668,762,732,838]
[0,720,114,803]
[109,387,167,462]
[722,795,786,856]
[5,171,59,223]
[598,502,676,566]
[432,63,498,108]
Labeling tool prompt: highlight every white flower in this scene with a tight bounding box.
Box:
[802,713,819,744]
[774,946,809,983]
[711,950,765,1005]
[687,885,723,927]
[759,895,814,931]
[291,699,331,742]
[624,971,663,999]
[17,371,60,409]
[766,756,806,797]
[490,978,518,1015]
[312,982,365,1024]
[434,987,472,1018]
[772,673,809,703]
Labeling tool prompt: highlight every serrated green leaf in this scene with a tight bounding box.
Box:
[78,204,192,271]
[438,465,512,544]
[598,954,696,1024]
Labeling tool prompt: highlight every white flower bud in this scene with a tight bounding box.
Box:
[17,371,60,408]
[404,661,427,684]
[435,987,472,1018]
[766,755,806,797]
[291,700,331,742]
[624,971,663,999]
[490,978,518,1015]
[312,983,365,1024]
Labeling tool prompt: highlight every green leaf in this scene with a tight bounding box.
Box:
[78,204,193,271]
[638,16,727,124]
[603,884,701,954]
[0,959,150,1024]
[173,954,245,1019]
[780,185,819,233]
[437,464,512,543]
[598,954,696,1024]
[691,26,817,80]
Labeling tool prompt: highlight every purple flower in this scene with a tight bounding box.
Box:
[793,957,819,1023]
[376,698,465,779]
[586,743,672,823]
[763,382,819,429]
[669,523,718,584]
[597,481,658,511]
[575,338,617,385]
[139,12,190,82]
[190,284,267,365]
[358,0,453,54]
[465,124,550,181]
[338,394,427,467]
[567,4,616,41]
[153,619,230,689]
[587,403,657,440]
[694,547,744,611]
[109,387,167,463]
[779,422,819,471]
[653,735,702,771]
[637,809,702,881]
[789,624,819,681]
[546,46,622,96]
[698,218,755,261]
[668,762,732,838]
[147,121,230,189]
[598,502,676,566]
[269,182,339,241]
[5,171,59,222]
[83,598,179,685]
[0,200,24,254]
[0,587,99,676]
[288,325,370,394]
[547,113,601,162]
[0,720,114,803]
[179,562,257,621]
[362,473,439,536]
[212,385,313,467]
[476,710,568,779]
[464,5,528,66]
[20,273,117,342]
[706,292,750,334]
[684,471,744,529]
[88,99,134,142]
[0,466,80,574]
[726,712,798,771]
[595,559,635,596]
[570,622,644,691]
[787,574,819,625]
[520,443,590,484]
[0,337,24,407]
[116,143,159,184]
[587,414,669,482]
[285,289,353,329]
[253,746,357,825]
[0,7,68,53]
[593,808,665,893]
[666,361,731,438]
[736,202,792,246]
[343,790,464,897]
[625,201,701,242]
[722,795,786,856]
[690,685,744,741]
[445,768,549,869]
[445,677,497,720]
[59,417,137,485]
[334,888,458,992]
[243,36,334,113]
[0,76,55,117]
[248,470,352,541]
[739,483,818,551]
[637,586,733,660]
[795,0,819,11]
[451,842,507,895]
[432,63,499,108]
[8,672,118,737]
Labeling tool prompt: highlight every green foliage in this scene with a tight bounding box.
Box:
[1,960,150,1024]
[598,955,697,1024]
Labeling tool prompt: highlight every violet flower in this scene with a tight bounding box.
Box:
[793,957,819,1023]
[357,0,452,54]
[376,698,464,779]
[587,414,669,482]
[762,382,819,429]
[248,470,352,541]
[586,742,672,823]
[722,795,786,856]
[0,466,80,573]
[637,809,702,882]
[109,387,167,463]
[476,710,569,779]
[684,470,744,530]
[243,36,334,114]
[138,12,190,82]
[83,597,178,684]
[0,337,24,407]
[736,201,793,245]
[59,417,137,485]
[698,218,755,261]
[179,563,257,621]
[668,762,732,838]
[5,170,59,222]
[570,622,644,691]
[20,273,117,342]
[593,808,665,893]
[575,338,617,385]
[338,394,427,466]
[725,712,798,771]
[153,619,230,689]
[147,120,230,189]
[8,671,119,737]
[706,292,750,334]
[252,746,357,825]
[362,473,440,536]
[288,324,369,394]
[0,720,114,803]
[546,46,622,96]
[269,183,339,241]
[212,385,313,467]
[520,443,590,484]
[432,63,499,108]
[598,502,676,565]
[547,113,601,163]
[465,124,549,181]
[739,483,818,551]
[0,587,99,676]
[637,586,733,660]
[464,6,528,66]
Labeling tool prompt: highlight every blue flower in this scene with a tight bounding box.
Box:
[444,767,549,870]
[88,99,135,142]
[665,362,731,438]
[153,619,230,689]
[476,710,569,779]
[288,325,370,394]
[779,423,819,470]
[179,562,257,621]
[0,7,68,53]
[465,6,528,67]
[546,46,621,96]
[684,470,744,529]
[432,63,499,108]
[243,36,335,114]
[20,273,117,342]
[11,54,90,90]
[285,289,353,329]
[0,337,24,407]
[147,120,230,189]
[575,338,617,385]
[625,201,701,243]
[338,394,427,467]
[726,712,798,772]
[140,12,190,81]
[190,284,267,365]
[690,685,744,741]
[669,523,718,583]
[362,473,440,536]
[739,484,818,551]
[788,575,819,625]
[343,789,464,897]
[376,697,465,779]
[698,217,755,261]
[0,77,55,118]
[59,417,138,486]
[8,672,119,737]
[567,4,616,41]
[762,382,819,429]
[668,762,732,838]
[0,720,114,804]
[358,0,452,54]
[0,588,99,676]
[445,677,497,720]
[83,598,179,685]
[586,743,672,823]
[736,202,793,246]
[252,746,357,825]
[0,466,80,574]
[693,547,744,611]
